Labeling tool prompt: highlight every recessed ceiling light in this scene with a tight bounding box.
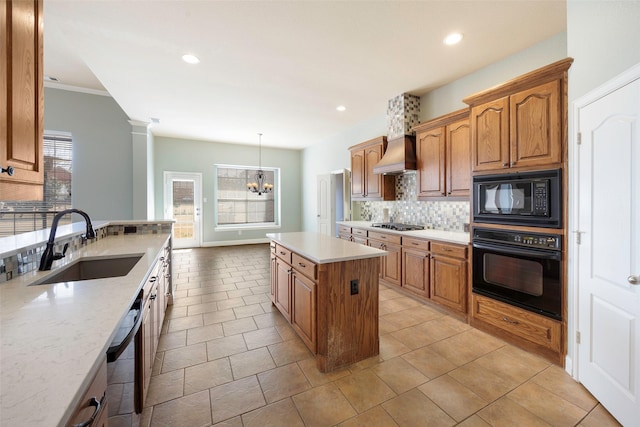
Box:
[443,33,463,45]
[336,105,346,112]
[182,54,200,64]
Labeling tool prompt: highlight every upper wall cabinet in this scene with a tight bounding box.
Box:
[1,0,44,200]
[349,136,395,201]
[413,109,470,199]
[464,58,573,174]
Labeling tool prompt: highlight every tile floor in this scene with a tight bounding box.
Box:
[109,244,622,427]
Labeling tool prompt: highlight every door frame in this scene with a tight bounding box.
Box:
[164,171,203,248]
[569,61,640,376]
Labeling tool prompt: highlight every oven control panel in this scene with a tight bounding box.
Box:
[473,228,561,250]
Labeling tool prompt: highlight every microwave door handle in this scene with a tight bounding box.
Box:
[472,242,561,261]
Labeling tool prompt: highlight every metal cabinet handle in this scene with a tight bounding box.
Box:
[71,395,104,427]
[298,262,306,268]
[149,276,157,283]
[503,162,509,167]
[502,316,519,325]
[628,275,639,285]
[150,294,157,300]
[280,251,286,255]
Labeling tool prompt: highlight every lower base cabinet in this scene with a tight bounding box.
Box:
[430,242,467,313]
[291,272,317,353]
[66,358,108,427]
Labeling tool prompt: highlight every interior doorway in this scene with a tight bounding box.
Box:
[316,169,351,236]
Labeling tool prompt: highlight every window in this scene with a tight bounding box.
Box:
[215,165,279,228]
[0,133,73,236]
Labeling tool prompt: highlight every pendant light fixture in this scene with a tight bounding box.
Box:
[247,133,273,195]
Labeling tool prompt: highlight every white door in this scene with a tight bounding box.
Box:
[317,173,334,236]
[164,172,202,249]
[575,67,640,426]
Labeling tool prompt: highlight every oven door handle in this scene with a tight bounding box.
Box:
[106,298,143,363]
[472,241,561,260]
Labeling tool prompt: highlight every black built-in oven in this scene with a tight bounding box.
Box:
[472,228,562,320]
[473,168,562,228]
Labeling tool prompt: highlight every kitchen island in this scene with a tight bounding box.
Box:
[0,221,172,427]
[267,232,387,372]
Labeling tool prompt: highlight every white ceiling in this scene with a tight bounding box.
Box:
[43,0,566,149]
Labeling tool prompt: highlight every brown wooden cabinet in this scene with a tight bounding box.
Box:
[401,237,430,298]
[291,270,317,353]
[368,230,401,287]
[413,109,470,199]
[464,58,572,173]
[274,256,292,321]
[1,0,44,200]
[430,242,468,313]
[349,137,395,201]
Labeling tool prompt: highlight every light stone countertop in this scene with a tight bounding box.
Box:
[337,221,470,245]
[0,232,171,427]
[266,231,388,263]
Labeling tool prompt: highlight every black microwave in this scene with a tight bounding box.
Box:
[472,169,562,228]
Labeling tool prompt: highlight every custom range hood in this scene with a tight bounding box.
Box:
[373,93,420,175]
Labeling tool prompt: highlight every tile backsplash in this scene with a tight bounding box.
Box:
[356,172,470,232]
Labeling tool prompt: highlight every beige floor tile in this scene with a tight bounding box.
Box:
[477,397,551,427]
[242,293,271,305]
[578,403,622,427]
[379,296,422,315]
[257,362,311,403]
[379,287,403,301]
[267,338,313,366]
[212,416,243,427]
[241,398,305,427]
[474,345,549,385]
[226,288,253,299]
[217,297,247,311]
[428,329,504,366]
[274,322,299,341]
[335,369,397,413]
[532,365,599,411]
[184,358,233,395]
[187,285,224,297]
[222,317,258,336]
[508,381,588,425]
[186,323,224,345]
[418,375,488,422]
[382,388,456,427]
[171,295,203,307]
[167,314,204,332]
[203,308,237,325]
[292,383,357,427]
[157,330,187,352]
[243,326,283,350]
[338,406,399,427]
[297,357,351,387]
[348,355,384,372]
[401,346,457,379]
[455,415,492,427]
[379,334,412,360]
[144,369,184,407]
[149,389,212,427]
[252,311,289,329]
[164,305,187,319]
[379,317,405,335]
[161,342,207,373]
[383,305,443,329]
[372,357,429,394]
[206,334,247,360]
[187,301,219,316]
[448,362,516,402]
[200,291,231,302]
[209,376,266,424]
[229,346,276,379]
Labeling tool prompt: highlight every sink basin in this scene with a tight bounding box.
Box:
[30,254,144,286]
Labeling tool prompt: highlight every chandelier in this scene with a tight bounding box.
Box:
[247,133,273,195]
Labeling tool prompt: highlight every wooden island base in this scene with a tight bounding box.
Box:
[268,232,386,372]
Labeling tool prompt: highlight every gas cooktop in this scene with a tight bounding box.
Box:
[371,223,425,231]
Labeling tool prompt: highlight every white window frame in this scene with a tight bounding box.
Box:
[214,164,281,231]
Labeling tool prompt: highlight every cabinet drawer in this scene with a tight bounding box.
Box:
[275,244,292,263]
[473,295,561,352]
[292,253,317,280]
[338,225,352,235]
[368,231,401,245]
[352,227,368,237]
[431,242,467,259]
[270,242,277,253]
[352,236,368,245]
[402,237,430,252]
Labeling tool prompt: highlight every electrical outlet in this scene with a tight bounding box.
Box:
[350,279,359,295]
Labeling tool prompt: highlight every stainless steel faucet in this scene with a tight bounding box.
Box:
[39,208,96,271]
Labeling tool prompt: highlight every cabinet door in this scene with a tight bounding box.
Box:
[402,248,429,297]
[364,143,384,198]
[0,0,44,199]
[382,242,402,287]
[141,293,154,402]
[291,272,317,353]
[274,258,292,321]
[350,149,365,198]
[368,240,385,280]
[446,118,471,197]
[416,126,446,198]
[270,254,277,303]
[430,254,466,313]
[471,96,510,172]
[510,80,562,168]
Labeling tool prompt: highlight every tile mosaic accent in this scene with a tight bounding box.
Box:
[0,222,172,284]
[356,174,470,232]
[387,93,421,139]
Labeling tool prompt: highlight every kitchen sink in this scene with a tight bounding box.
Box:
[30,254,144,286]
